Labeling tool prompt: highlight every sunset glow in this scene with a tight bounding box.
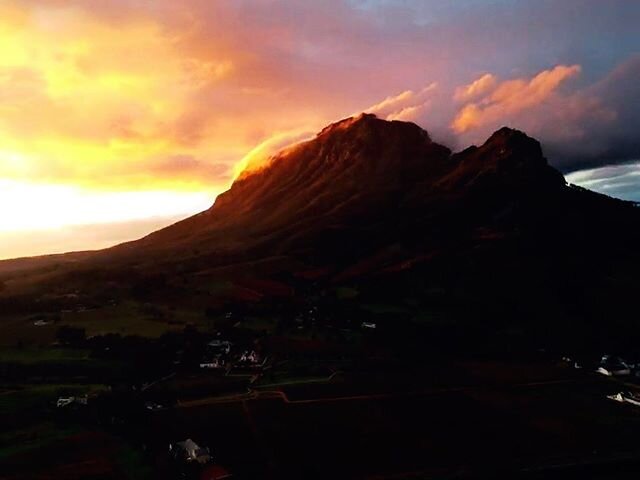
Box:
[0,180,214,232]
[1,1,639,259]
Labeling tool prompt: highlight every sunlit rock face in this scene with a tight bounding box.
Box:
[117,114,569,263]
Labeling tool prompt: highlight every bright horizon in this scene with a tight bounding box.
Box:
[1,1,639,259]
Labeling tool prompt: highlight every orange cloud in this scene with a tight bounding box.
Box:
[0,5,234,190]
[454,73,497,102]
[452,65,582,133]
[0,1,332,192]
[234,130,314,180]
[387,104,428,122]
[365,83,437,122]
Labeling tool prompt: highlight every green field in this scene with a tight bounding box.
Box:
[0,300,213,347]
[0,383,108,416]
[0,347,91,365]
[0,421,81,460]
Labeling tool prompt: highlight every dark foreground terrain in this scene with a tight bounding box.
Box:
[4,323,640,479]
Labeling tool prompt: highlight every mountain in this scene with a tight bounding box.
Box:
[2,114,640,350]
[104,114,569,269]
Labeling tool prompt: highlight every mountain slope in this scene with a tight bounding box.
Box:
[2,114,640,349]
[106,114,574,269]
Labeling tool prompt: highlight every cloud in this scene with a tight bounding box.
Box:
[0,0,638,191]
[445,56,640,172]
[0,1,340,190]
[452,65,582,133]
[364,83,438,122]
[566,161,640,202]
[387,105,428,122]
[234,129,315,179]
[567,163,640,185]
[149,155,232,184]
[0,215,189,260]
[454,73,497,102]
[565,55,640,169]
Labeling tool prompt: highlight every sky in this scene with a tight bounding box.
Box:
[0,0,639,259]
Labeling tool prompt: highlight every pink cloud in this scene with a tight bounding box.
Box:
[452,65,582,134]
[364,83,437,122]
[453,73,497,102]
[444,59,640,170]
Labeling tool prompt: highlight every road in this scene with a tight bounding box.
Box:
[176,377,583,408]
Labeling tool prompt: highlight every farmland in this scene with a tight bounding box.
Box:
[139,360,640,479]
[3,303,640,479]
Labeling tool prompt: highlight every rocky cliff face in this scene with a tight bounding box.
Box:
[114,114,572,266]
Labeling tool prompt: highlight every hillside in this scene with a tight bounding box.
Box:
[2,114,640,350]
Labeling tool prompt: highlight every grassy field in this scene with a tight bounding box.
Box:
[0,346,125,384]
[235,315,277,333]
[0,421,81,460]
[0,383,109,416]
[0,347,91,365]
[60,301,203,337]
[0,315,59,347]
[0,301,212,347]
[0,380,152,480]
[0,382,108,460]
[335,286,359,299]
[0,429,151,480]
[144,363,640,479]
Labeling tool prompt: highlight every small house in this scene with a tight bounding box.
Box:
[597,365,631,376]
[170,438,212,465]
[200,356,225,369]
[607,391,640,406]
[56,395,88,408]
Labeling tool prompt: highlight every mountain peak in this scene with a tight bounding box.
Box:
[317,112,377,136]
[484,126,543,157]
[316,113,432,143]
[220,118,565,220]
[229,114,448,191]
[123,116,569,260]
[443,125,565,190]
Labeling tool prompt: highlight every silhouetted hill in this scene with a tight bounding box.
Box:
[2,114,640,350]
[103,114,571,267]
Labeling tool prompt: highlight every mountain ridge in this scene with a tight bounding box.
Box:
[109,114,567,260]
[2,114,640,351]
[1,114,636,279]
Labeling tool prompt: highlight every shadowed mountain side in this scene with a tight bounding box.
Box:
[1,114,640,350]
[101,115,574,269]
[110,115,452,261]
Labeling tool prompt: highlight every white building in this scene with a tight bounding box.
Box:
[597,365,631,376]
